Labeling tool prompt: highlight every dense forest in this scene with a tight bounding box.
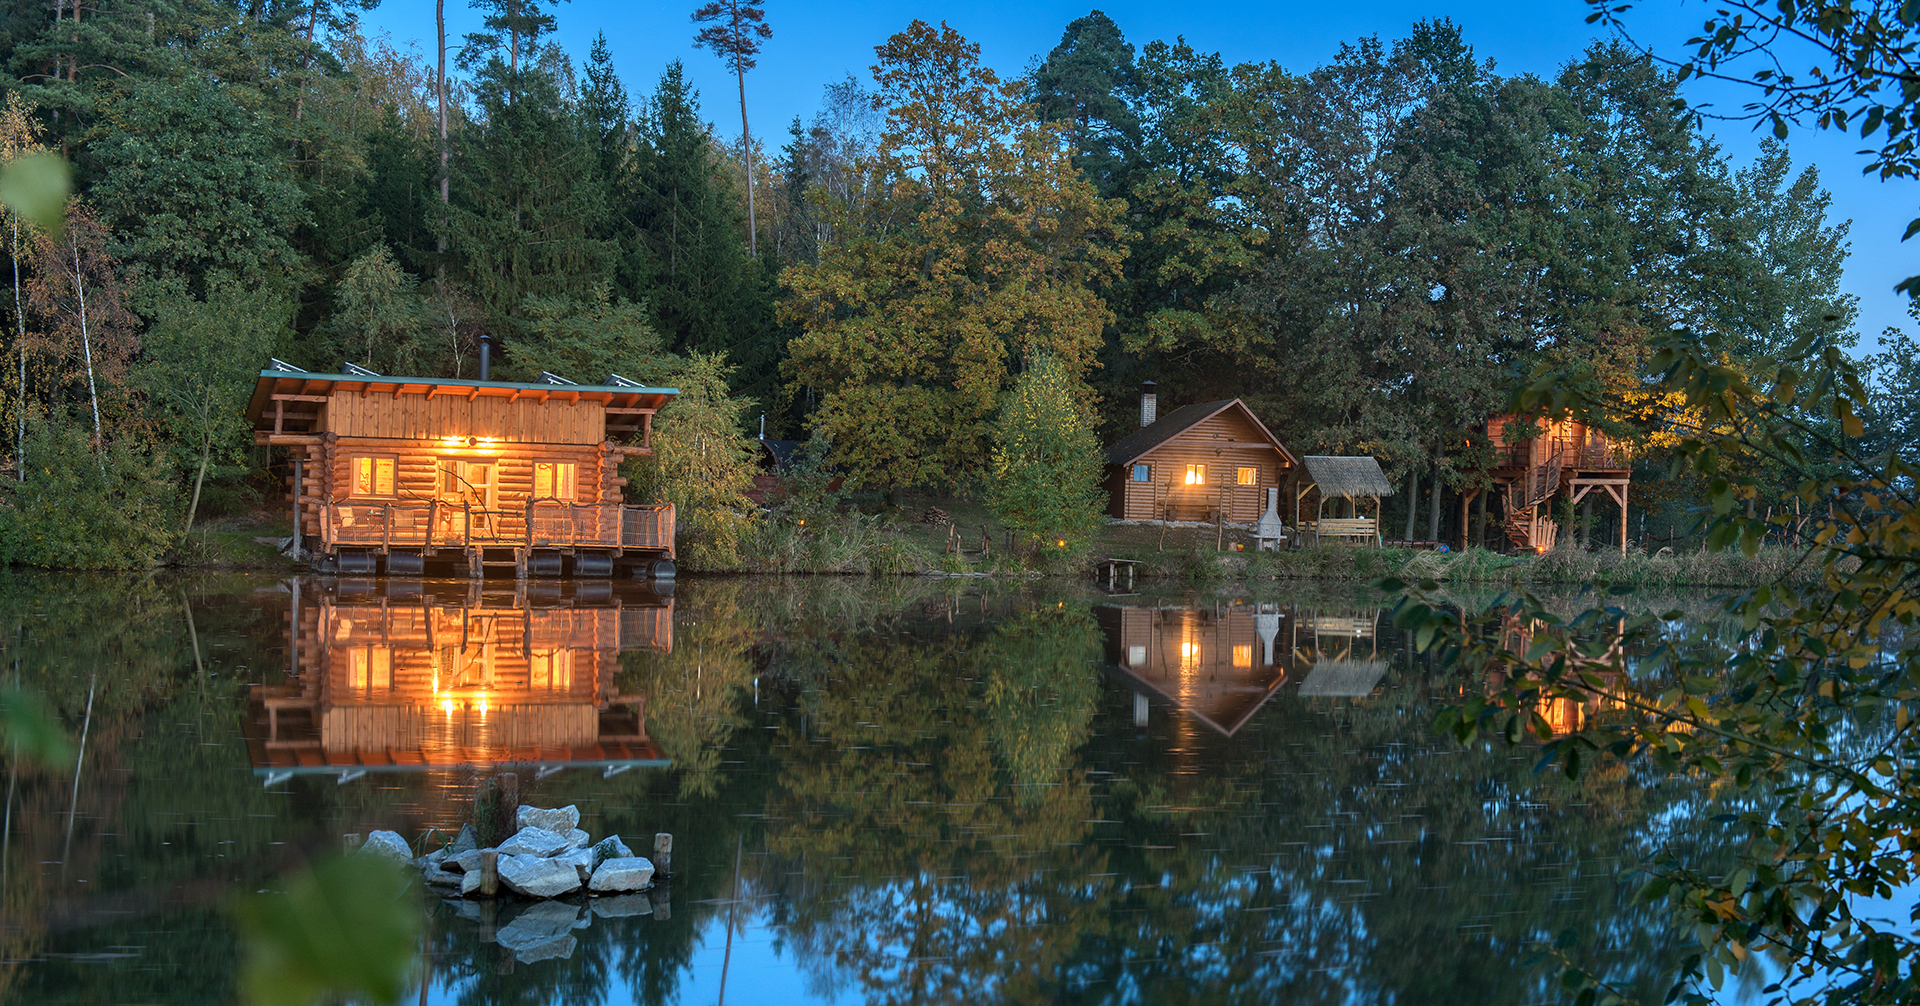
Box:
[0,0,1901,563]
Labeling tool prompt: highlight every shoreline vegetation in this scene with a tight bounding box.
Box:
[182,504,1809,589]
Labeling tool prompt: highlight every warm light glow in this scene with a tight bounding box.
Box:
[1233,644,1253,668]
[1057,539,1067,548]
[1181,642,1197,660]
[441,698,454,714]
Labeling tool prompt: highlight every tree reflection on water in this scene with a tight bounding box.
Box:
[0,575,1728,1005]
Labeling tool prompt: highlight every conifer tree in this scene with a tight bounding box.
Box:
[690,0,771,256]
[985,355,1108,556]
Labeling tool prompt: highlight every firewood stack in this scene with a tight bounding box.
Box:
[922,507,953,526]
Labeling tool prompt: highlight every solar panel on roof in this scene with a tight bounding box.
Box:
[268,358,307,373]
[342,362,381,376]
[540,371,577,385]
[604,373,643,387]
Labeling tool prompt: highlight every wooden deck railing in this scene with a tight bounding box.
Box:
[322,501,674,552]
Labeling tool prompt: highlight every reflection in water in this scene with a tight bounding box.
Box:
[0,576,1741,1005]
[247,579,672,778]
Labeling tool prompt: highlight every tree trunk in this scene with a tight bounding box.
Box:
[1427,472,1442,543]
[1403,468,1418,541]
[12,218,22,482]
[1580,497,1593,550]
[184,429,211,533]
[737,63,756,257]
[1474,484,1488,549]
[70,244,99,450]
[1458,487,1471,553]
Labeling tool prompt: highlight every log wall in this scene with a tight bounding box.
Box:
[1111,410,1290,523]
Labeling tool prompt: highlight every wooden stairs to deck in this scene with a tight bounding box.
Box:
[1503,441,1565,551]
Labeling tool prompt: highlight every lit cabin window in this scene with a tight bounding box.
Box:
[1236,467,1258,486]
[1131,464,1151,483]
[1127,644,1146,666]
[530,649,574,691]
[1232,644,1253,668]
[533,461,578,501]
[349,646,393,692]
[1184,464,1206,486]
[352,456,396,497]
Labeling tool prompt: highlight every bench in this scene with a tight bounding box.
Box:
[1302,517,1380,546]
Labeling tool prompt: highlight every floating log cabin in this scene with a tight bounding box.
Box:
[246,362,678,578]
[246,578,672,782]
[1486,415,1632,552]
[1104,386,1299,524]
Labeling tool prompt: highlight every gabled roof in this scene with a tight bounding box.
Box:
[1105,399,1298,467]
[1300,456,1395,499]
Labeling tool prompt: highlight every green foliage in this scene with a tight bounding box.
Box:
[782,20,1125,493]
[985,355,1108,557]
[328,245,440,374]
[625,352,758,570]
[501,286,675,385]
[139,282,288,530]
[1405,322,1920,1004]
[0,151,70,236]
[232,854,421,1006]
[0,684,72,767]
[0,420,177,568]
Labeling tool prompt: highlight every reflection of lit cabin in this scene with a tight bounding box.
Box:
[1493,612,1631,736]
[1487,415,1631,553]
[1098,604,1290,735]
[246,580,672,779]
[245,362,679,577]
[1103,386,1299,524]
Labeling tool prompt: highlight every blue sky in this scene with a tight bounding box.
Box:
[358,0,1919,352]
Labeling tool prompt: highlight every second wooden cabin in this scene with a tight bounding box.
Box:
[1103,384,1300,524]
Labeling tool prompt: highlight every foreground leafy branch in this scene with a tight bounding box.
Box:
[1398,325,1920,1005]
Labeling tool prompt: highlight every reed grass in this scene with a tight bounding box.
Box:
[1235,543,1825,587]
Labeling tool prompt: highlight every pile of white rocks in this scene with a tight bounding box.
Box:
[358,804,657,901]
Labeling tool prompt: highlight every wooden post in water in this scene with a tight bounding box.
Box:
[478,850,499,897]
[653,832,672,877]
[496,772,519,838]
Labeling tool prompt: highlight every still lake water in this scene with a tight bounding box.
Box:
[0,572,1745,1005]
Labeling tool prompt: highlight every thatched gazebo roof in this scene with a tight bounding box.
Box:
[1300,456,1394,500]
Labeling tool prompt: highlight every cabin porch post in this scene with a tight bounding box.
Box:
[291,459,303,559]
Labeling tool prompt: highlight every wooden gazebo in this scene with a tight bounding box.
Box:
[1296,456,1394,546]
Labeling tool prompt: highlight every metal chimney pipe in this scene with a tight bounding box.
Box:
[1140,381,1158,427]
[478,332,491,380]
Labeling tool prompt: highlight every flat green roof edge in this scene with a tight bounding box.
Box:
[258,370,678,395]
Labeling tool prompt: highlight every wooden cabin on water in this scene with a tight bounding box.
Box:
[1486,415,1632,553]
[246,361,678,578]
[247,579,671,780]
[1104,385,1300,524]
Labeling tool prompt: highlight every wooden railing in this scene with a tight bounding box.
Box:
[322,501,674,552]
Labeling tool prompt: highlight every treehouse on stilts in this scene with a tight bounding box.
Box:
[1486,416,1631,553]
[247,358,679,579]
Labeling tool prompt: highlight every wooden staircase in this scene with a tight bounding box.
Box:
[1503,441,1564,551]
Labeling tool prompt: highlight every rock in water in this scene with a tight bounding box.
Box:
[460,868,485,896]
[588,857,655,893]
[565,828,591,849]
[415,848,450,871]
[499,853,582,898]
[515,805,581,834]
[556,847,595,883]
[452,848,487,874]
[495,902,583,963]
[590,835,634,869]
[359,830,412,865]
[423,866,463,889]
[451,823,479,855]
[496,826,574,858]
[590,893,653,919]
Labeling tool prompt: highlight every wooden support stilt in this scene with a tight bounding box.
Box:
[478,850,499,897]
[653,832,673,877]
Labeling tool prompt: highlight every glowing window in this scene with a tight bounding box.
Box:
[349,647,392,692]
[1232,644,1253,668]
[530,649,574,691]
[1236,467,1258,486]
[533,461,578,501]
[351,456,395,497]
[1184,464,1206,486]
[1131,464,1151,483]
[1127,644,1146,666]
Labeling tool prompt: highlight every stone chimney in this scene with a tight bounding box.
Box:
[1139,381,1158,427]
